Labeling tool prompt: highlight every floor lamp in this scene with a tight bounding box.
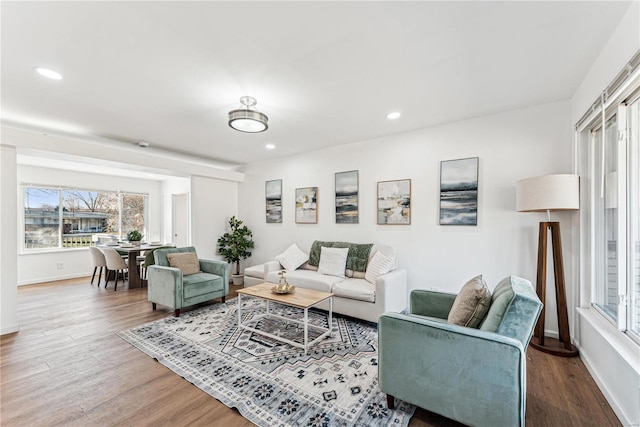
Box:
[516,174,579,357]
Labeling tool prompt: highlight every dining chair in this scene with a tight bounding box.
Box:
[103,248,129,291]
[89,247,107,287]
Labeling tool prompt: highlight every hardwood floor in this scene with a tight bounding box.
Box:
[1,278,620,427]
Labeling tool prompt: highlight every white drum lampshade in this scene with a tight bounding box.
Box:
[516,174,579,212]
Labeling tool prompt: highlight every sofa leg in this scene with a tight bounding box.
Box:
[175,309,180,317]
[221,296,226,303]
[386,394,395,409]
[152,303,157,310]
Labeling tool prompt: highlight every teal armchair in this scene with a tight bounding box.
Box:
[379,276,542,427]
[147,246,229,317]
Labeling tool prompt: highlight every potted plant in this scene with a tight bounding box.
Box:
[217,216,255,285]
[126,229,144,245]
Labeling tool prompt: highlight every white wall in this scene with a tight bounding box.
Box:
[17,165,163,285]
[570,3,640,426]
[191,175,238,261]
[1,145,19,334]
[239,100,574,313]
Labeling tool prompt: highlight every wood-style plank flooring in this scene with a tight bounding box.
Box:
[0,278,621,426]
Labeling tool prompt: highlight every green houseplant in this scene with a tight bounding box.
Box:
[217,216,255,285]
[126,229,144,245]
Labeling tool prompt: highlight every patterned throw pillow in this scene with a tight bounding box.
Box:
[447,275,492,328]
[364,250,395,284]
[275,243,309,271]
[167,252,200,276]
[317,247,349,278]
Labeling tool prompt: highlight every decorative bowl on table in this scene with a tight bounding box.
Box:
[271,284,295,294]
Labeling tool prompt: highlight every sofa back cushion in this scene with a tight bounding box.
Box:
[479,276,542,348]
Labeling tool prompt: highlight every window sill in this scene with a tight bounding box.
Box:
[577,307,640,375]
[19,247,89,256]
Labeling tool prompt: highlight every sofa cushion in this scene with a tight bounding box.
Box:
[244,263,265,279]
[183,272,224,299]
[365,250,395,284]
[447,275,492,328]
[332,278,375,303]
[479,276,517,332]
[309,241,351,266]
[167,252,200,276]
[266,269,342,293]
[318,247,349,278]
[275,243,309,271]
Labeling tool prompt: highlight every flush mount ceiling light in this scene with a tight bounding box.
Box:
[265,144,276,150]
[34,67,63,80]
[228,96,268,133]
[386,111,401,120]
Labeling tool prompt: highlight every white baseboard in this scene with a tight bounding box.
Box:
[18,272,91,286]
[1,325,20,335]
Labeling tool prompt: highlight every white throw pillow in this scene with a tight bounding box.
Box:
[275,244,309,271]
[365,250,395,284]
[317,247,349,278]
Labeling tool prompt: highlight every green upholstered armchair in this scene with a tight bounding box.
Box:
[147,246,229,317]
[379,276,542,427]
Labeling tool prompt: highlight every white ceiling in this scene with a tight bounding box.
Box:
[1,1,632,169]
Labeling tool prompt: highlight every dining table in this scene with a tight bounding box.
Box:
[99,243,175,288]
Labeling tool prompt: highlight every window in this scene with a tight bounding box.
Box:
[23,186,147,250]
[24,188,60,249]
[578,57,640,341]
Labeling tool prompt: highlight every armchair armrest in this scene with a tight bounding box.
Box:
[375,269,408,314]
[410,289,457,319]
[379,312,526,427]
[147,265,184,309]
[264,260,282,274]
[199,259,229,283]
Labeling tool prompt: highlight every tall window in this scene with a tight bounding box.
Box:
[579,76,640,341]
[24,188,61,249]
[23,186,147,250]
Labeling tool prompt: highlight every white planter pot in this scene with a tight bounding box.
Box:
[232,274,244,286]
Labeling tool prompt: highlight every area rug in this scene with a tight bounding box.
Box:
[118,297,415,426]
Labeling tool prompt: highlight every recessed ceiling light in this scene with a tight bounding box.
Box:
[265,144,276,150]
[137,141,150,148]
[386,111,401,120]
[34,67,63,80]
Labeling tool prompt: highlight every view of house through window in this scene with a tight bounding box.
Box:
[23,187,147,249]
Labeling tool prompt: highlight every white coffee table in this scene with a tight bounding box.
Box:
[236,282,333,355]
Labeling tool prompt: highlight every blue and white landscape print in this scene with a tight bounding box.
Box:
[335,170,358,224]
[439,157,478,225]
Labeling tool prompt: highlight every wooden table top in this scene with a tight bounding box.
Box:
[237,282,333,309]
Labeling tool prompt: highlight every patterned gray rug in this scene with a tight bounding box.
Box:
[118,297,415,426]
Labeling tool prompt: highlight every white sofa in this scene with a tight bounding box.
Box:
[244,242,407,323]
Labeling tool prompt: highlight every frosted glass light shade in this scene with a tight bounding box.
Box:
[516,174,579,212]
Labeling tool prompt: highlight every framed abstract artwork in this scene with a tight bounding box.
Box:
[377,179,411,224]
[439,157,479,226]
[265,179,282,223]
[335,170,358,224]
[295,187,318,224]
